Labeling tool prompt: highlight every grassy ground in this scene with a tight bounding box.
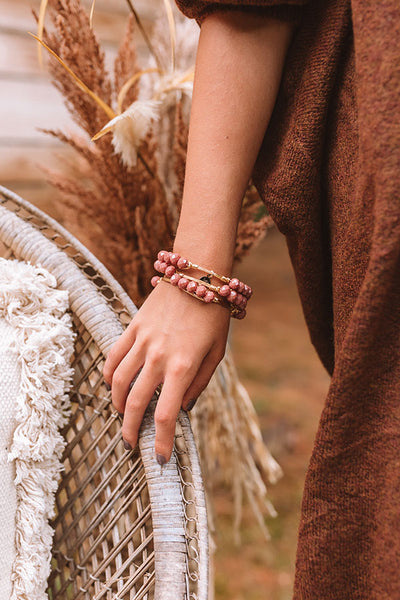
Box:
[213,228,330,600]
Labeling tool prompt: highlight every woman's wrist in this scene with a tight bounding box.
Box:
[173,227,236,277]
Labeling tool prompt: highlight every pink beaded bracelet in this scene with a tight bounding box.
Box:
[151,250,252,320]
[154,250,253,299]
[151,275,246,319]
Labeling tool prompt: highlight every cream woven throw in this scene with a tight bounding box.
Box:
[0,257,75,600]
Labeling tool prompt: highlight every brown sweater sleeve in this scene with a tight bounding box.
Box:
[174,0,307,23]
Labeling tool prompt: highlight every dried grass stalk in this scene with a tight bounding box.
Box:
[190,346,282,543]
[114,15,140,110]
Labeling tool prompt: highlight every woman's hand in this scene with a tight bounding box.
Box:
[103,279,230,464]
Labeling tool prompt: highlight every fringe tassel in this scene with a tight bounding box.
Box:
[0,258,75,600]
[190,345,283,544]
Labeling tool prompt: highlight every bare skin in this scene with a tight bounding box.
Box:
[103,11,294,463]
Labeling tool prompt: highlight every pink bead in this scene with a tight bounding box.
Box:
[170,273,181,285]
[187,281,197,294]
[165,265,176,277]
[158,250,169,262]
[177,257,189,269]
[151,276,160,287]
[240,298,247,309]
[178,277,189,290]
[238,282,245,294]
[235,309,246,320]
[170,253,180,266]
[154,260,162,271]
[227,290,237,303]
[195,285,207,298]
[204,291,215,303]
[247,286,253,298]
[229,278,240,290]
[243,284,249,297]
[219,285,231,297]
[158,261,167,273]
[235,293,243,306]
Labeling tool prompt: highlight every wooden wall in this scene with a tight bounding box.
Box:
[0,0,155,220]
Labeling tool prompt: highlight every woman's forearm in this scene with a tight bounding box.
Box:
[173,11,294,274]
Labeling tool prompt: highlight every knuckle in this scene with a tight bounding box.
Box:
[110,369,126,390]
[125,396,146,413]
[169,356,194,378]
[127,318,138,333]
[146,346,164,368]
[155,408,174,428]
[106,344,119,364]
[135,329,150,347]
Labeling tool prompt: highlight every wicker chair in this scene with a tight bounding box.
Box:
[0,186,209,600]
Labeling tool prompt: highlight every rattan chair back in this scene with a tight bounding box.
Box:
[0,186,208,600]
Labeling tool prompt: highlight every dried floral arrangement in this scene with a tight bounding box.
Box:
[35,0,279,543]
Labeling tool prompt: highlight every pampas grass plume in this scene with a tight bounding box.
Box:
[92,100,161,168]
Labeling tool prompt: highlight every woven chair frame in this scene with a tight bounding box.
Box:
[0,186,209,600]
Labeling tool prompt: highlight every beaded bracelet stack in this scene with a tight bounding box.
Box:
[150,250,252,319]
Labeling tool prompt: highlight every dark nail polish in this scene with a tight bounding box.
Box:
[123,440,132,451]
[186,398,197,412]
[104,382,111,391]
[156,453,166,466]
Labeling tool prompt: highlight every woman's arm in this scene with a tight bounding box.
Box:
[103,11,294,464]
[174,12,293,273]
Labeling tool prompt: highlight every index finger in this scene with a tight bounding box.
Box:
[103,318,137,383]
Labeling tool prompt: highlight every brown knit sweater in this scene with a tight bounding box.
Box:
[175,1,400,598]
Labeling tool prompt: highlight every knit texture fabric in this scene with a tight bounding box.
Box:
[174,0,400,597]
[0,258,75,600]
[174,0,305,23]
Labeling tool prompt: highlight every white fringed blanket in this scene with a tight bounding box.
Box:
[0,258,75,600]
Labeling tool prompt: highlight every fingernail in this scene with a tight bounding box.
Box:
[186,398,197,412]
[123,440,132,451]
[104,382,111,391]
[156,453,167,466]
